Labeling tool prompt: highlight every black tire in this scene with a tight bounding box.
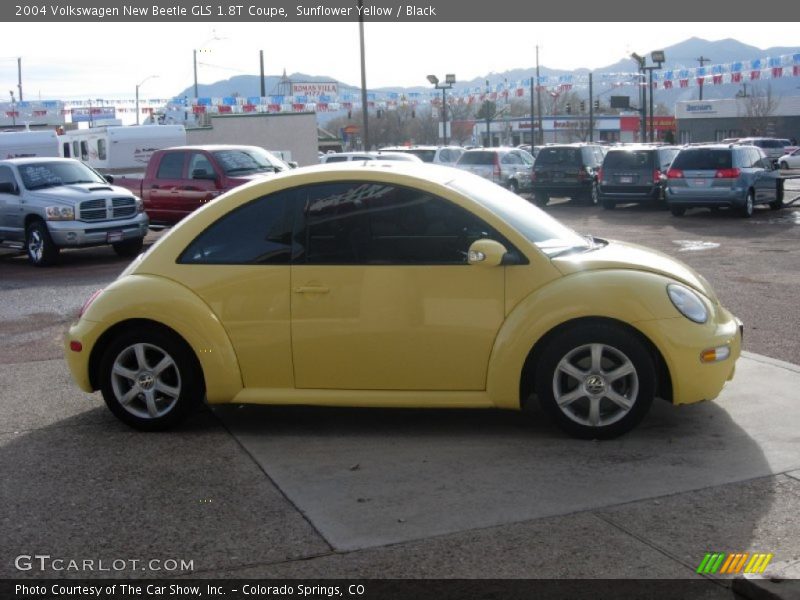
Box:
[25,220,60,267]
[99,326,204,431]
[508,180,519,195]
[741,190,755,218]
[113,237,144,258]
[601,198,616,210]
[534,323,655,439]
[533,191,549,207]
[669,205,686,217]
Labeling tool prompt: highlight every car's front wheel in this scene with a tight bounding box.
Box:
[535,323,655,439]
[508,180,519,195]
[533,191,549,207]
[99,326,204,430]
[25,220,60,266]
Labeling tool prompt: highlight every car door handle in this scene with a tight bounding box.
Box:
[293,285,330,294]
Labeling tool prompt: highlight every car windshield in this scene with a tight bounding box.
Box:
[212,148,288,175]
[448,173,592,257]
[18,161,106,190]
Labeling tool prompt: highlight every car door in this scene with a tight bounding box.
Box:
[751,150,779,202]
[146,151,188,223]
[180,151,222,210]
[0,165,24,241]
[290,180,507,392]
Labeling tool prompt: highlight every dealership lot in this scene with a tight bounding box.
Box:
[1,194,799,588]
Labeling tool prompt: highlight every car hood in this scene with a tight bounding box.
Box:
[28,183,134,205]
[551,239,719,303]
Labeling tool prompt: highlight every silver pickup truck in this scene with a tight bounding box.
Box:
[0,157,149,266]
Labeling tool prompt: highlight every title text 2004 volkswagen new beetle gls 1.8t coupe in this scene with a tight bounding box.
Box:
[65,162,742,439]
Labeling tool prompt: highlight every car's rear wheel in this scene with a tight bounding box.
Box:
[669,205,686,217]
[112,237,144,258]
[535,323,655,439]
[99,326,203,431]
[508,180,519,195]
[741,190,755,218]
[586,181,599,206]
[25,220,60,267]
[533,192,549,207]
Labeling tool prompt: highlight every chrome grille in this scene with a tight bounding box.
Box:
[79,197,137,221]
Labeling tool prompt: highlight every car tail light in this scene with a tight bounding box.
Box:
[653,169,662,183]
[667,168,684,179]
[597,168,604,182]
[577,168,588,181]
[714,168,741,178]
[79,289,104,318]
[493,155,501,179]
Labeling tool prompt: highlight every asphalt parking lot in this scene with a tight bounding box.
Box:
[1,189,799,596]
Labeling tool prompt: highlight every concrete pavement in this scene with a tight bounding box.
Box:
[1,352,799,595]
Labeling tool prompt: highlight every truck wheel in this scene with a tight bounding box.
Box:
[535,323,655,439]
[26,220,60,267]
[113,238,144,258]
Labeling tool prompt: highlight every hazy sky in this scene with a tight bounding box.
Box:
[1,22,798,101]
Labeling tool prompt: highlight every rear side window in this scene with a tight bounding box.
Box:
[657,148,679,169]
[602,150,654,170]
[457,151,496,166]
[535,147,581,166]
[156,152,186,179]
[671,149,732,170]
[179,190,294,265]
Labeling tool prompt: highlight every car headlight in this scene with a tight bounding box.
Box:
[134,196,144,213]
[667,283,708,324]
[45,206,75,221]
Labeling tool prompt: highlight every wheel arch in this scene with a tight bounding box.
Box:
[518,316,672,411]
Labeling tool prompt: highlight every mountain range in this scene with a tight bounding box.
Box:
[176,37,800,122]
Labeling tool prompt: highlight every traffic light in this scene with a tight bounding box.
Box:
[565,103,571,115]
[594,99,600,110]
[580,100,585,113]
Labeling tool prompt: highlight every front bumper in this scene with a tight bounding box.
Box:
[635,307,742,405]
[48,213,149,247]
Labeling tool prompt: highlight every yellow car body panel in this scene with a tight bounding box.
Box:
[65,162,742,422]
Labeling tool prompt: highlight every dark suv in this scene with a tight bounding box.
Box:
[665,144,782,218]
[531,144,605,206]
[598,145,679,209]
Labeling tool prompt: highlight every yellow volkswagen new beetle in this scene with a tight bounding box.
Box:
[65,162,742,439]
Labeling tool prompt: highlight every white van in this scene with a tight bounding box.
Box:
[0,130,60,159]
[59,124,186,173]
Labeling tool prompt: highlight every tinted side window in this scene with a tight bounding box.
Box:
[536,147,581,166]
[179,190,294,265]
[295,181,507,265]
[458,151,495,165]
[603,151,653,170]
[156,152,186,179]
[672,150,732,170]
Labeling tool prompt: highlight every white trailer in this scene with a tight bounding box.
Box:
[0,130,60,158]
[59,124,186,173]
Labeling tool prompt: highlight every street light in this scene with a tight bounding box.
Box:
[135,75,159,126]
[427,73,455,146]
[193,30,225,99]
[646,51,665,142]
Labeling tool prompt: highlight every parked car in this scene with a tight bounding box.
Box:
[598,145,679,209]
[380,145,464,165]
[734,138,792,166]
[0,157,148,266]
[113,145,289,226]
[665,145,783,217]
[454,147,532,194]
[66,163,742,440]
[320,151,423,163]
[531,144,605,206]
[778,148,800,170]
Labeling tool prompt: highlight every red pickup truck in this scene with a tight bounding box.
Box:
[111,145,290,226]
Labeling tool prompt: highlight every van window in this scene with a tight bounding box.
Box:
[62,143,71,158]
[80,141,89,161]
[97,139,107,161]
[602,150,653,170]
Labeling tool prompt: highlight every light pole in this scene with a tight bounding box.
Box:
[646,51,665,142]
[631,53,646,143]
[427,73,455,146]
[135,75,158,126]
[193,30,225,99]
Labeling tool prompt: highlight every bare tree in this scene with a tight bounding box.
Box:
[740,84,778,136]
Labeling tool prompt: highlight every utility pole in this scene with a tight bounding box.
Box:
[17,57,23,102]
[529,62,535,147]
[536,45,543,145]
[588,72,593,142]
[357,0,369,151]
[696,55,711,100]
[259,50,266,97]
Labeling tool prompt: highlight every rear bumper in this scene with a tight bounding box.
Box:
[532,180,593,197]
[665,187,746,208]
[599,184,662,202]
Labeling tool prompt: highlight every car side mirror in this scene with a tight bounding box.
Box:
[104,174,115,184]
[468,239,508,267]
[0,181,19,194]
